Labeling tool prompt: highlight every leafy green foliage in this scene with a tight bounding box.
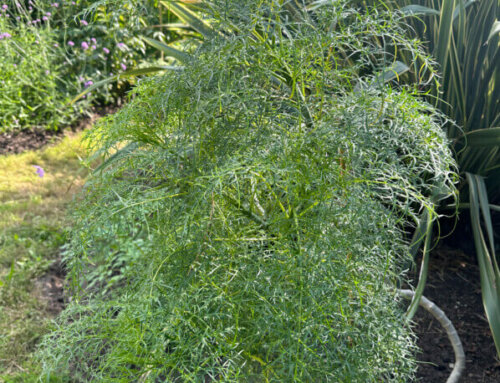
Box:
[38,1,456,381]
[0,15,84,132]
[0,0,182,132]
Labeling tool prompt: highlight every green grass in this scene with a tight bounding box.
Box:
[0,133,88,382]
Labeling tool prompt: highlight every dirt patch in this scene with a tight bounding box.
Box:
[34,259,66,316]
[0,105,117,156]
[413,242,500,382]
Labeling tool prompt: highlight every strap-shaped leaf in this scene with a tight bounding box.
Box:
[400,5,440,16]
[141,36,192,63]
[378,61,410,83]
[94,142,140,173]
[467,173,500,357]
[436,0,456,68]
[462,127,500,147]
[487,20,500,43]
[452,0,476,22]
[160,0,216,39]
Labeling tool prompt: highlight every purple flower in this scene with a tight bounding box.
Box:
[91,45,96,50]
[80,20,88,26]
[52,2,59,7]
[46,12,52,16]
[45,70,50,75]
[81,41,89,50]
[102,47,110,54]
[53,43,59,47]
[120,63,127,71]
[117,42,126,49]
[0,32,12,39]
[42,16,48,21]
[2,5,7,10]
[91,37,97,44]
[33,166,45,178]
[67,40,74,46]
[84,80,93,87]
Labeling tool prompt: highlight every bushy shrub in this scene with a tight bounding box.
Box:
[0,9,84,132]
[38,1,457,381]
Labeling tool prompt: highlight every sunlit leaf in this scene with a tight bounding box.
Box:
[141,36,192,63]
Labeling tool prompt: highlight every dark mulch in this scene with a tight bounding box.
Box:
[412,221,500,382]
[0,105,117,155]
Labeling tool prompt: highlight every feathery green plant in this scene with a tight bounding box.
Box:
[363,0,500,356]
[38,1,457,381]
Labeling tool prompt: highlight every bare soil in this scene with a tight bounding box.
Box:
[413,222,500,382]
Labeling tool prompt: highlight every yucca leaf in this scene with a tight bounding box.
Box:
[378,61,410,83]
[436,0,456,69]
[141,36,192,63]
[461,127,500,147]
[400,5,440,16]
[467,173,500,357]
[160,0,216,39]
[487,20,500,43]
[452,0,476,22]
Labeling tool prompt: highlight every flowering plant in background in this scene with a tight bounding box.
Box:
[0,0,177,132]
[0,10,84,132]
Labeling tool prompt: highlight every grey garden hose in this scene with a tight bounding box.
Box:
[398,289,466,383]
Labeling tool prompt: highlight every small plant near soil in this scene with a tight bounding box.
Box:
[0,133,88,381]
[37,1,457,382]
